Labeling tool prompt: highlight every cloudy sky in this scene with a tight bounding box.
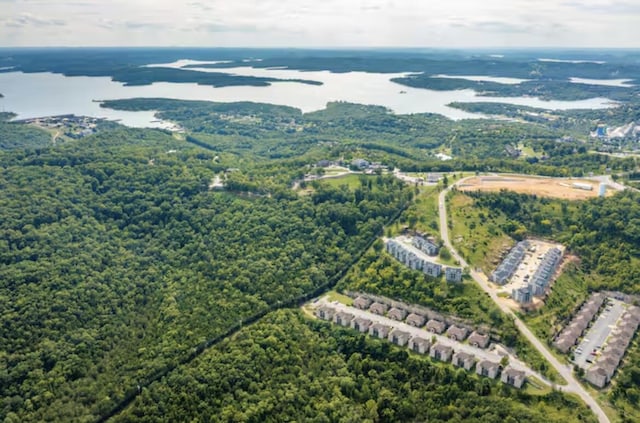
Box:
[0,0,639,48]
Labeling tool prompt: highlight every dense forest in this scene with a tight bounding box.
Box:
[99,98,638,178]
[3,47,640,421]
[0,127,412,422]
[467,189,640,294]
[0,113,52,150]
[115,310,596,423]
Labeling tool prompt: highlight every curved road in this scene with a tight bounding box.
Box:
[439,178,609,423]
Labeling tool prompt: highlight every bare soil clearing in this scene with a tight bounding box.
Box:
[459,176,611,200]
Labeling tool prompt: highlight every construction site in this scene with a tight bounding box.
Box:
[458,175,611,200]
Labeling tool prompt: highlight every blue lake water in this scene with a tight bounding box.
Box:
[0,61,619,128]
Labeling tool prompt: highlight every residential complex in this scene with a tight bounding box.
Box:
[313,295,526,387]
[385,238,462,283]
[490,241,529,285]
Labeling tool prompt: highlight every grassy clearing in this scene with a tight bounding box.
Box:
[389,185,440,236]
[447,191,513,273]
[326,290,354,305]
[524,376,552,396]
[320,173,371,189]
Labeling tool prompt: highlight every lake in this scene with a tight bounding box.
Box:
[0,61,618,128]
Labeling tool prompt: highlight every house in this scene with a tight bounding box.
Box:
[476,360,500,379]
[334,311,355,327]
[452,351,475,370]
[315,306,335,321]
[389,329,411,347]
[430,344,453,362]
[445,267,463,283]
[369,302,389,315]
[408,337,431,354]
[351,158,370,169]
[351,317,373,333]
[446,325,468,341]
[426,319,447,334]
[501,367,526,388]
[468,331,490,349]
[387,307,408,321]
[406,313,426,328]
[586,366,609,388]
[353,296,373,310]
[369,323,392,339]
[423,261,442,278]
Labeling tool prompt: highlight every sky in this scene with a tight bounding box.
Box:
[0,0,639,48]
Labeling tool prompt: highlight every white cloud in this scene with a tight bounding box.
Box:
[0,0,638,47]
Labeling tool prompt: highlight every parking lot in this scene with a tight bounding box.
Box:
[497,240,564,298]
[574,298,626,369]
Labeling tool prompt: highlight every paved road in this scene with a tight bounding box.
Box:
[439,178,610,423]
[316,297,551,384]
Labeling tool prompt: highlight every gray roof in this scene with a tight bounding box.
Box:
[454,351,475,362]
[478,360,500,371]
[502,367,525,379]
[390,329,411,340]
[446,325,468,339]
[432,344,453,354]
[468,331,490,347]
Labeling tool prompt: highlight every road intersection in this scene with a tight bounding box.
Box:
[439,177,610,423]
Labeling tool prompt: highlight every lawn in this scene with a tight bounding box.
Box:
[447,191,513,273]
[389,185,440,236]
[320,173,373,190]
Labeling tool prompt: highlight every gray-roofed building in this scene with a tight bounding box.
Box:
[406,313,426,328]
[351,158,370,169]
[369,323,392,339]
[622,312,640,327]
[409,336,431,354]
[413,236,439,256]
[529,248,562,296]
[553,333,578,354]
[423,261,442,278]
[369,302,389,315]
[468,331,490,349]
[586,366,609,388]
[426,319,447,334]
[446,325,469,341]
[351,317,373,333]
[389,329,411,346]
[452,351,476,370]
[476,360,500,379]
[430,344,453,362]
[490,240,529,285]
[353,296,373,310]
[334,311,355,327]
[501,367,526,388]
[315,306,335,321]
[388,307,408,321]
[445,267,463,283]
[513,286,532,304]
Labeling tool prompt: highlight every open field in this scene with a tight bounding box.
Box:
[448,192,513,274]
[459,175,612,200]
